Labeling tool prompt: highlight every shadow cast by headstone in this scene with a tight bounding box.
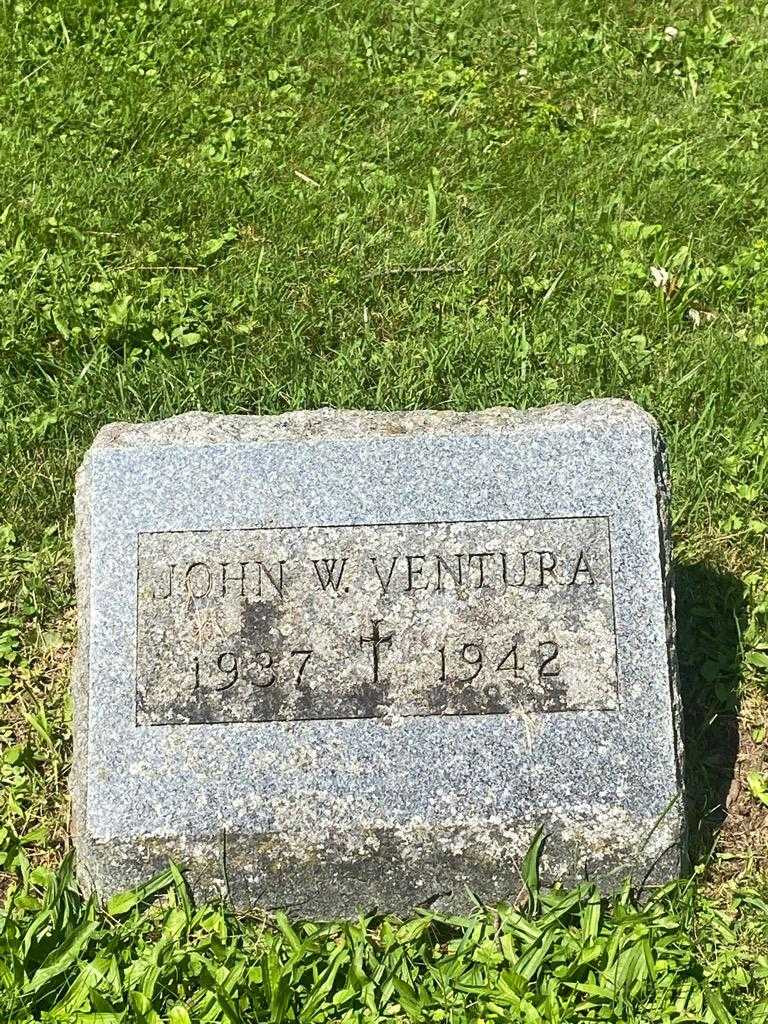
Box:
[676,561,745,864]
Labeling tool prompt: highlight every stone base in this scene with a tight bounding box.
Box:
[73,402,685,916]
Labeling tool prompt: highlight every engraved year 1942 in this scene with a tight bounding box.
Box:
[438,638,560,687]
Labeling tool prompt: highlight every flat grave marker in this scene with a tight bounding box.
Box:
[73,401,685,916]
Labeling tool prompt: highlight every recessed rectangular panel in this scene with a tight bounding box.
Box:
[136,516,617,725]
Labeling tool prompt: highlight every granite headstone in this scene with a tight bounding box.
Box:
[72,401,685,915]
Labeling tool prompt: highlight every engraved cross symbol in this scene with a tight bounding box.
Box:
[359,618,393,688]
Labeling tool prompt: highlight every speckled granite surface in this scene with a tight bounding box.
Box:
[72,401,685,916]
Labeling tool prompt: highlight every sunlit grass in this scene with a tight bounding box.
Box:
[1,0,768,1019]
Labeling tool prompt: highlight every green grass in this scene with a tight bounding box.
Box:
[4,854,768,1023]
[1,0,768,1019]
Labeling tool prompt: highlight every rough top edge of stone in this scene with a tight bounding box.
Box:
[83,399,661,457]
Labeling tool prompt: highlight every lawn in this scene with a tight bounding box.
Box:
[2,0,768,1019]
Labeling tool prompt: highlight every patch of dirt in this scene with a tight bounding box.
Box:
[711,691,768,871]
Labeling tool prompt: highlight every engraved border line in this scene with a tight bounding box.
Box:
[134,515,619,727]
